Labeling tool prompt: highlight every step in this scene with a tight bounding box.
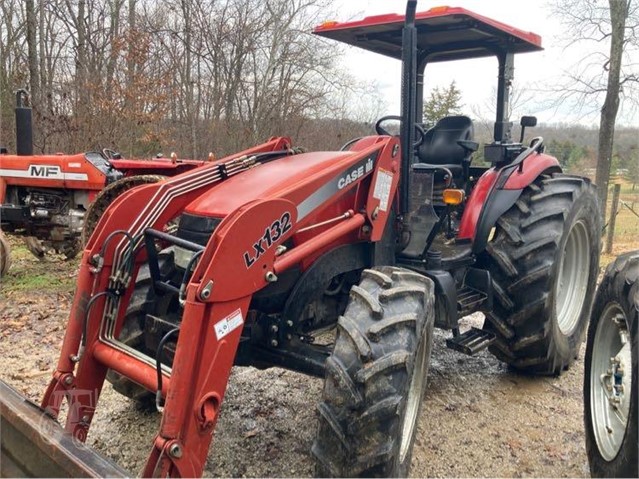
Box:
[445,327,495,355]
[457,286,488,317]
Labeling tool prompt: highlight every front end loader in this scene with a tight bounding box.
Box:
[1,2,601,477]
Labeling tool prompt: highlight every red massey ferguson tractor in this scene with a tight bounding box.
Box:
[0,90,204,276]
[0,2,602,477]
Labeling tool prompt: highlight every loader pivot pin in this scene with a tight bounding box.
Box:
[169,443,182,458]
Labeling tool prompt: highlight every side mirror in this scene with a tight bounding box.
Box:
[519,116,537,143]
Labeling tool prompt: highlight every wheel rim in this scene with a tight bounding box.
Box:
[590,303,632,461]
[399,330,428,462]
[555,220,590,335]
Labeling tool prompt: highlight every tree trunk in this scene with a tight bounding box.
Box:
[38,0,48,112]
[26,0,41,151]
[106,0,123,97]
[74,0,88,113]
[595,0,628,221]
[25,0,39,106]
[126,0,136,88]
[181,0,196,159]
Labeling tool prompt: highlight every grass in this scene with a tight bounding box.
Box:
[600,180,639,268]
[0,236,78,294]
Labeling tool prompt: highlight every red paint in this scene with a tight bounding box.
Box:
[275,213,366,274]
[502,153,561,189]
[93,342,170,395]
[0,153,108,191]
[39,128,563,476]
[458,153,562,240]
[198,198,299,302]
[41,137,330,477]
[314,7,542,51]
[0,177,6,203]
[111,158,204,177]
[458,168,499,240]
[183,151,353,218]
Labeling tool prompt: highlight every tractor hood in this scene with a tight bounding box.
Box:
[182,150,357,219]
[314,6,542,62]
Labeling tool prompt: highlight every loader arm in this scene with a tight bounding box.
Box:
[40,134,400,477]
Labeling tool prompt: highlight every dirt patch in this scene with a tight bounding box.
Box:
[1,243,591,477]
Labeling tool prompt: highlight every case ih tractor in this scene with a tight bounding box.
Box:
[0,90,204,277]
[0,2,602,477]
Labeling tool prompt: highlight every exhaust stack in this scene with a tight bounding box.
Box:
[15,89,33,156]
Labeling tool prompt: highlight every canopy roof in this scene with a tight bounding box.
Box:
[313,6,542,63]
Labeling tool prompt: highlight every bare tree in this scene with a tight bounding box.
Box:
[25,0,39,104]
[0,0,383,157]
[552,0,638,214]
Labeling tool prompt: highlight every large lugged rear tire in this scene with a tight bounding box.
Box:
[81,175,166,246]
[0,231,11,278]
[481,174,601,374]
[584,252,638,478]
[312,267,435,477]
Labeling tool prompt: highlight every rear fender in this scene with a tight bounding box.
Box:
[458,152,561,254]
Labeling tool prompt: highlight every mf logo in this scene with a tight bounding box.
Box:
[29,165,61,178]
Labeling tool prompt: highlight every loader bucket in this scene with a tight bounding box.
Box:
[0,380,128,478]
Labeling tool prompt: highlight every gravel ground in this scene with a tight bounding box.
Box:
[0,242,591,477]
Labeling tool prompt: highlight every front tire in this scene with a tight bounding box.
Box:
[481,174,601,374]
[312,267,435,477]
[106,253,178,406]
[585,252,638,478]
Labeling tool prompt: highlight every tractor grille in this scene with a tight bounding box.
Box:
[175,213,222,246]
[173,213,222,270]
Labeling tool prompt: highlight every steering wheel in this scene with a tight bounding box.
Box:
[375,115,426,148]
[102,148,121,160]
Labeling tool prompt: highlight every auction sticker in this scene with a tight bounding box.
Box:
[373,168,393,212]
[214,309,244,340]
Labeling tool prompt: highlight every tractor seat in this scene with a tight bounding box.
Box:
[417,116,475,175]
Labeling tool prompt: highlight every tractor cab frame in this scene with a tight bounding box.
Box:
[315,3,543,215]
[315,3,551,337]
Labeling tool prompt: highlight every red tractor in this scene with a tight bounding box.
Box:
[0,2,601,477]
[0,90,204,276]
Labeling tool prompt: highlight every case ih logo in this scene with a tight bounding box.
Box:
[337,156,375,190]
[29,165,61,178]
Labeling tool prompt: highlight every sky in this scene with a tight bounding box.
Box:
[330,0,637,127]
